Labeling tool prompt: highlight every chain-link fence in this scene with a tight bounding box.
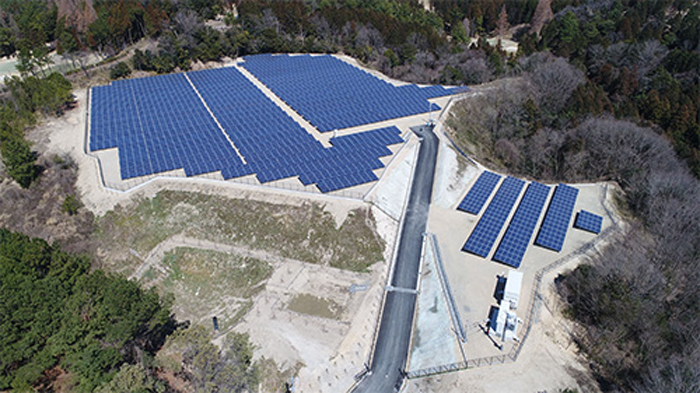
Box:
[429,233,467,343]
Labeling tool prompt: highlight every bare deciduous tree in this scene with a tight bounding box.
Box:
[496,5,509,37]
[530,0,553,37]
[174,10,201,36]
[522,52,584,115]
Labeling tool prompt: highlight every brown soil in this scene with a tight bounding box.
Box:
[156,369,191,393]
[34,366,75,393]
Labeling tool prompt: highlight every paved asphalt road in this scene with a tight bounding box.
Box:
[352,124,439,393]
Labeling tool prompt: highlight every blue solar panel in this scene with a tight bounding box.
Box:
[574,210,603,234]
[316,170,378,193]
[457,171,502,214]
[535,184,579,251]
[241,54,464,132]
[493,182,551,268]
[88,58,430,193]
[462,177,525,258]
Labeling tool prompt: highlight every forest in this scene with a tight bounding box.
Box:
[0,229,173,391]
[0,0,698,392]
[0,228,260,391]
[443,2,700,391]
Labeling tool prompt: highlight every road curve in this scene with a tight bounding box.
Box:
[352,124,439,393]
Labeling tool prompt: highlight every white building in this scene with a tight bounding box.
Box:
[502,270,523,310]
[490,307,521,342]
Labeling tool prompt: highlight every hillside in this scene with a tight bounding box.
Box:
[0,0,698,392]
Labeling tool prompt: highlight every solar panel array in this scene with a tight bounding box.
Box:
[574,210,603,234]
[457,171,502,214]
[187,66,315,181]
[89,63,411,192]
[241,54,462,132]
[534,184,579,251]
[492,182,551,268]
[90,73,244,179]
[462,177,525,258]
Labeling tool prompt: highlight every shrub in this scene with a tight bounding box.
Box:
[62,194,82,216]
[109,62,132,80]
[0,135,39,188]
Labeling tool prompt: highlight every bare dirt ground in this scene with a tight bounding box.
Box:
[130,229,390,392]
[405,274,601,393]
[405,235,609,393]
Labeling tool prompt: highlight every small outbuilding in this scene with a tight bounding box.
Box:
[502,270,523,310]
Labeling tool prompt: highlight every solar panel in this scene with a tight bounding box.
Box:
[462,176,525,258]
[573,210,603,234]
[241,54,463,132]
[457,171,502,214]
[493,182,551,268]
[89,58,433,192]
[534,184,579,252]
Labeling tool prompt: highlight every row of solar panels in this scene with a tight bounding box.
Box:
[457,171,603,268]
[241,54,461,132]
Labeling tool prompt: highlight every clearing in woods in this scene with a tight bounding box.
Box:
[88,187,392,392]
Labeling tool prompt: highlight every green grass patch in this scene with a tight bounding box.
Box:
[142,266,157,282]
[287,293,344,320]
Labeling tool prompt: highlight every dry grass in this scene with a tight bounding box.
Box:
[140,246,272,328]
[257,358,304,393]
[94,190,385,272]
[0,154,95,255]
[160,247,272,298]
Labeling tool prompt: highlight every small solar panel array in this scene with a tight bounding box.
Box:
[574,210,603,234]
[492,182,550,268]
[462,177,525,258]
[457,172,594,268]
[534,184,579,252]
[241,54,462,132]
[457,171,502,214]
[88,56,428,192]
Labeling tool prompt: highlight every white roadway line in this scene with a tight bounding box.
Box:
[385,285,419,295]
[183,72,247,164]
[234,63,332,148]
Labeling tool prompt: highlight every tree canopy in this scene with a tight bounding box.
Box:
[0,72,73,188]
[0,229,174,392]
